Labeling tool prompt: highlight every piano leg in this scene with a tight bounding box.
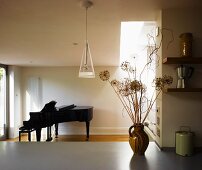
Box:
[86,121,90,141]
[36,128,42,142]
[46,126,52,142]
[55,123,58,138]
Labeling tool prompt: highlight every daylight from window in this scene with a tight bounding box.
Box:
[120,21,144,63]
[120,21,157,134]
[0,68,6,136]
[25,77,42,120]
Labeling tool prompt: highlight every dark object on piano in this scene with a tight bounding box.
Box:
[41,100,57,113]
[23,101,93,142]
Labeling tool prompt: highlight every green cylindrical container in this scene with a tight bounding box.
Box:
[175,127,194,156]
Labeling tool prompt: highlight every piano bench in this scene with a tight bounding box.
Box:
[19,127,35,142]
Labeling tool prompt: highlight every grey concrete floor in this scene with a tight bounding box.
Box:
[0,142,201,170]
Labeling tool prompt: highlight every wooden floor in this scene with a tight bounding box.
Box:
[5,134,129,142]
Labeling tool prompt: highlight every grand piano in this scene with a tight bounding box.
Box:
[22,101,93,141]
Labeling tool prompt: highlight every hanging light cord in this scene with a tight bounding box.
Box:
[85,6,88,65]
[85,6,88,44]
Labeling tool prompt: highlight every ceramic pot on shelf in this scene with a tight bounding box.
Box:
[179,33,193,57]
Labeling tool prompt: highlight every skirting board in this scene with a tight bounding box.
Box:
[58,126,129,135]
[37,124,157,138]
[57,123,157,136]
[32,125,129,136]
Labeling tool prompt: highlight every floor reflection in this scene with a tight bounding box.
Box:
[130,154,149,170]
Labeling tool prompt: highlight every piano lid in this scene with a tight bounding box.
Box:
[56,104,76,111]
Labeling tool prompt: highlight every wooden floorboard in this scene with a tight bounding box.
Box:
[5,134,129,142]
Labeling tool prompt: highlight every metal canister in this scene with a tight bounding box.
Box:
[175,126,194,156]
[179,33,193,57]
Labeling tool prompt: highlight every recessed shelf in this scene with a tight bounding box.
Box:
[163,57,202,64]
[163,57,202,92]
[163,88,202,92]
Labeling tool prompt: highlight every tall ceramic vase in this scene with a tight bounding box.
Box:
[129,123,149,155]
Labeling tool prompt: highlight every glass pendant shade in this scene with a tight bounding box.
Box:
[79,41,95,78]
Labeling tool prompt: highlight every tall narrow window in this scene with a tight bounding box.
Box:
[0,65,7,140]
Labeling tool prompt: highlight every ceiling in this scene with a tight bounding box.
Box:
[0,0,201,67]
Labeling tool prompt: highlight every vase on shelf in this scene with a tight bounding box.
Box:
[129,123,149,155]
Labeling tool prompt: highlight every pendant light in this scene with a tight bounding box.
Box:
[79,0,95,78]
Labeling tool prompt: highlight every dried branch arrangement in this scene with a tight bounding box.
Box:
[99,30,173,124]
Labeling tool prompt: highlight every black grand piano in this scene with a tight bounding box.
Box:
[22,101,93,141]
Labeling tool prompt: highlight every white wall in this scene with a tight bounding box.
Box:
[161,8,202,147]
[21,66,132,135]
